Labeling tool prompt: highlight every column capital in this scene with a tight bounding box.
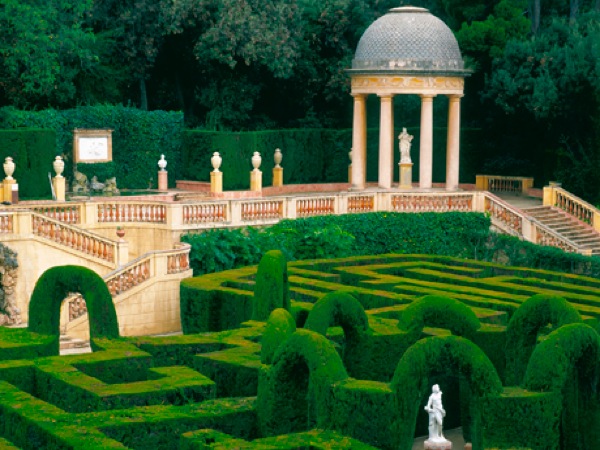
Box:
[351,93,368,99]
[447,94,464,100]
[419,94,437,100]
[377,94,394,100]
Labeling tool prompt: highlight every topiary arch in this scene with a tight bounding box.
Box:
[398,294,481,338]
[391,335,503,450]
[28,265,119,351]
[260,308,296,365]
[505,294,582,386]
[524,323,600,450]
[257,329,348,437]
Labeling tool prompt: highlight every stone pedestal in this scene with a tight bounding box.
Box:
[272,167,283,187]
[158,170,168,191]
[3,179,16,203]
[424,438,452,450]
[399,162,413,189]
[250,170,262,192]
[53,176,66,202]
[210,171,223,194]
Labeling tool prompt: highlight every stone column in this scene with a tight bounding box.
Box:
[446,94,462,191]
[378,95,394,189]
[419,95,435,189]
[351,94,367,190]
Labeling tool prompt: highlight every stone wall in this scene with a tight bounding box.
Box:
[0,244,19,325]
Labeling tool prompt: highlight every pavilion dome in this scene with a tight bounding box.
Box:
[351,6,465,74]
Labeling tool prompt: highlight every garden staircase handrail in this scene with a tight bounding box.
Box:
[550,186,597,228]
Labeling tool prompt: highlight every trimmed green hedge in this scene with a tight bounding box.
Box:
[0,106,184,189]
[258,329,348,437]
[505,294,582,386]
[398,294,481,338]
[28,265,119,354]
[252,250,289,321]
[0,129,55,199]
[261,309,296,365]
[524,323,600,450]
[391,336,503,450]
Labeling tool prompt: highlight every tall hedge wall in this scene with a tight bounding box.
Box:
[0,106,184,189]
[182,128,484,190]
[0,129,55,199]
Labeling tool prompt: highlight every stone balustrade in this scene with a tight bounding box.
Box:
[484,193,523,236]
[545,186,597,229]
[31,213,118,264]
[64,242,191,324]
[476,175,534,194]
[97,202,167,224]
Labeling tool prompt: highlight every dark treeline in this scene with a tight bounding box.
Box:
[1,0,599,199]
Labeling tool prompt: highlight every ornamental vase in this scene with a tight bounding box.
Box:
[211,152,222,172]
[158,154,167,171]
[3,157,15,180]
[274,148,283,168]
[252,152,262,171]
[53,156,65,178]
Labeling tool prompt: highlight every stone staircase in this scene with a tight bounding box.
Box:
[59,335,91,354]
[522,206,600,255]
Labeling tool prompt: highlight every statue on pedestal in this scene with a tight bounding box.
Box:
[424,384,447,442]
[398,127,414,164]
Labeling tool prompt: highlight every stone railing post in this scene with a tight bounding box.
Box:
[250,152,262,192]
[543,183,558,206]
[116,240,129,267]
[230,201,242,226]
[210,152,223,194]
[475,175,488,191]
[272,148,283,187]
[521,177,534,193]
[166,203,183,231]
[521,217,535,242]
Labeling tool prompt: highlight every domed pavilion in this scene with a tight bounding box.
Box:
[347,6,470,190]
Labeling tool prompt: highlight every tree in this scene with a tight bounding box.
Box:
[0,0,118,108]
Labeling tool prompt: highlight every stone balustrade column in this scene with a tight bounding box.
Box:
[419,94,436,189]
[351,94,367,190]
[446,94,463,191]
[378,95,394,189]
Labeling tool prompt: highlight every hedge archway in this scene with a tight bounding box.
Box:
[524,323,600,450]
[391,335,503,450]
[28,265,119,350]
[505,294,582,386]
[257,329,348,437]
[398,295,481,338]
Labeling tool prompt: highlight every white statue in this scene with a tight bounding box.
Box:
[424,384,447,442]
[398,127,414,164]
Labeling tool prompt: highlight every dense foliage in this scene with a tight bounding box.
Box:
[1,1,599,198]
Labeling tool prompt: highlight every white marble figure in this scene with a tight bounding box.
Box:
[424,384,447,442]
[398,127,414,164]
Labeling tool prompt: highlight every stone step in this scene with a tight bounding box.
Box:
[59,335,89,350]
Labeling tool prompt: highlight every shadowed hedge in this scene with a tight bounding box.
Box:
[252,250,289,321]
[391,336,503,450]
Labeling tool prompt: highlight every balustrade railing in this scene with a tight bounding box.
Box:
[241,200,284,221]
[296,197,335,217]
[183,203,227,224]
[484,194,523,236]
[391,193,473,212]
[348,194,375,213]
[31,213,117,264]
[0,213,12,233]
[29,204,81,224]
[554,188,595,226]
[476,175,534,194]
[97,202,167,223]
[65,242,191,323]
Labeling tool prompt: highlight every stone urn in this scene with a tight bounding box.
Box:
[53,156,65,178]
[251,151,262,171]
[3,157,15,180]
[116,227,125,240]
[274,148,282,168]
[158,154,167,171]
[211,152,222,172]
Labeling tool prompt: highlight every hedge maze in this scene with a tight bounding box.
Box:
[0,255,599,449]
